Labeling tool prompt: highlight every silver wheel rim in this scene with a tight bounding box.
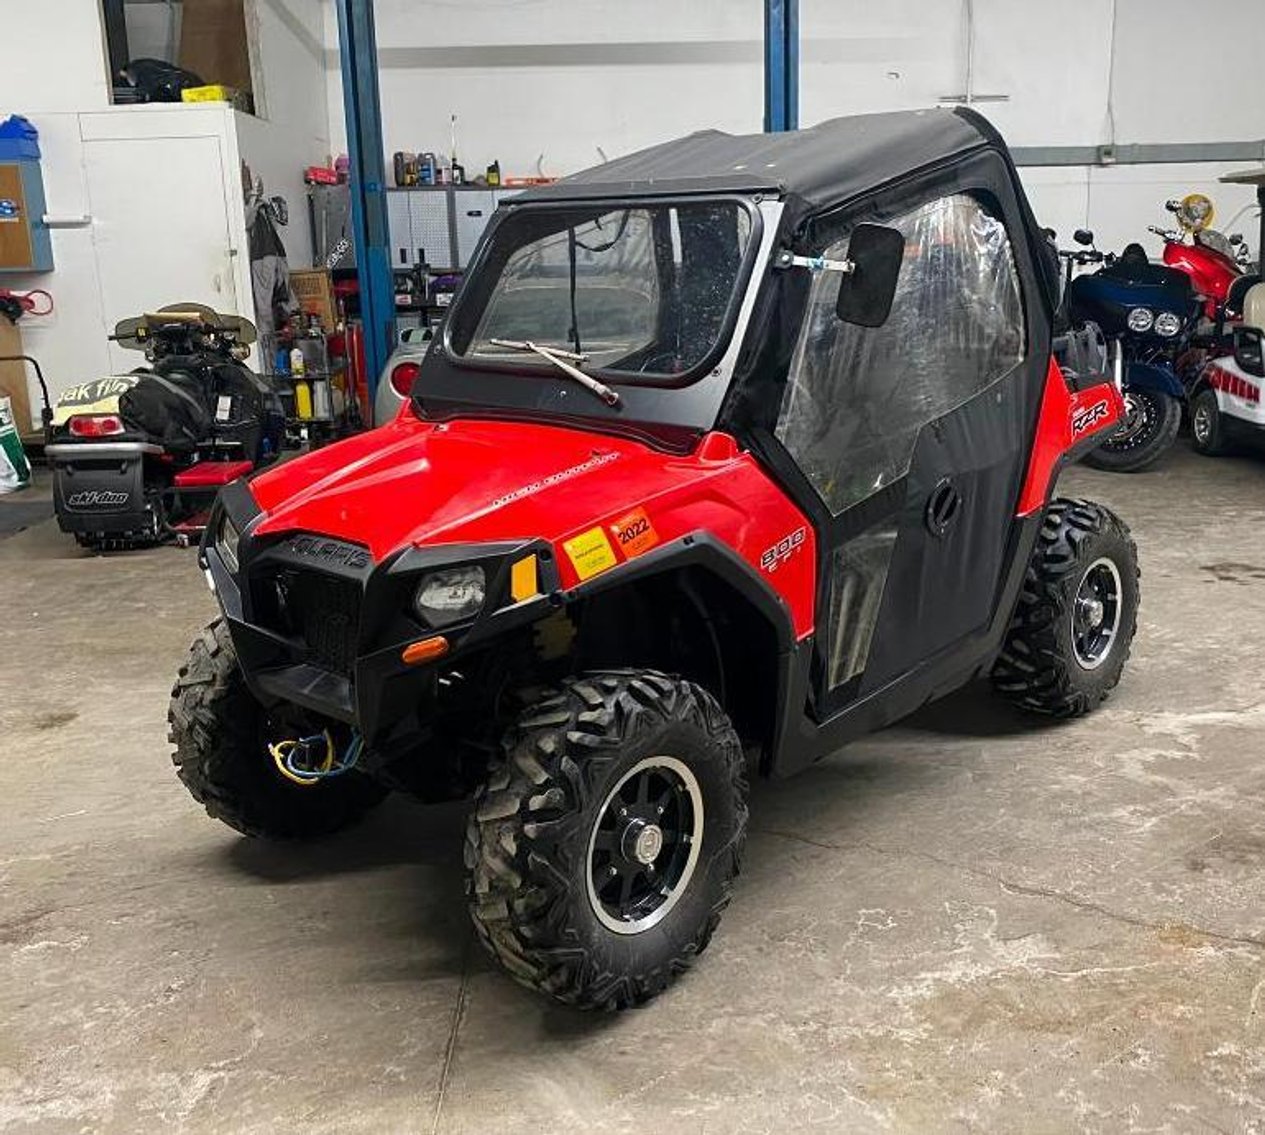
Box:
[1072,556,1124,671]
[585,755,704,936]
[1193,400,1213,443]
[1106,391,1160,452]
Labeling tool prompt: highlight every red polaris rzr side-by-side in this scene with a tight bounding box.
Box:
[170,109,1139,1009]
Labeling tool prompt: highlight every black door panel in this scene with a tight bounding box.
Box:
[858,377,1032,695]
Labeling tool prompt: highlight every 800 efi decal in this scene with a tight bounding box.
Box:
[760,527,806,573]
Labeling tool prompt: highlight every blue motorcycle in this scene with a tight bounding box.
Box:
[1060,230,1200,472]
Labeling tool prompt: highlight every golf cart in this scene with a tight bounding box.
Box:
[170,108,1139,1009]
[1188,168,1265,455]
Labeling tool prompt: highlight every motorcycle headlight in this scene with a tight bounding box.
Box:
[413,565,486,627]
[1154,311,1182,338]
[217,513,241,573]
[1127,307,1154,333]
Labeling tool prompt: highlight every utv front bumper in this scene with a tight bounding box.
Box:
[204,483,560,740]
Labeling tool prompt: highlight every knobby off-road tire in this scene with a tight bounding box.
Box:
[1082,389,1181,472]
[465,670,748,1010]
[168,618,386,838]
[1190,387,1232,456]
[991,498,1139,718]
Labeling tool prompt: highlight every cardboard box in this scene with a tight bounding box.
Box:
[290,269,338,330]
[179,0,253,97]
[0,317,34,436]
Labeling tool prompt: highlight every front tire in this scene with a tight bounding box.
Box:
[1082,389,1181,472]
[168,619,387,838]
[991,499,1139,718]
[465,671,748,1009]
[1190,387,1231,456]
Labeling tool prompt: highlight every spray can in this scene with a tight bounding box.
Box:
[312,376,332,420]
[290,347,312,419]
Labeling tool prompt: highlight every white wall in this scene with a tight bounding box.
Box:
[0,3,114,427]
[323,0,764,178]
[0,0,330,425]
[241,0,333,269]
[320,0,1265,259]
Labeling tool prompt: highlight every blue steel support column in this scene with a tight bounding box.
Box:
[335,0,394,400]
[763,0,799,132]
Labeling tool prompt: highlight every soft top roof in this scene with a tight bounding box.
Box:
[515,108,995,211]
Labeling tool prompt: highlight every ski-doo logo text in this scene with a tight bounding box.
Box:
[760,527,806,573]
[66,489,128,508]
[1072,399,1110,436]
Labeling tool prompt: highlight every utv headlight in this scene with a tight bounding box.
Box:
[413,565,486,627]
[1126,307,1154,332]
[217,514,241,573]
[1154,311,1182,338]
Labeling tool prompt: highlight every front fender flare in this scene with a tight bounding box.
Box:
[1125,360,1183,399]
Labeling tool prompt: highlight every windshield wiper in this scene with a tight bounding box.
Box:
[488,339,621,406]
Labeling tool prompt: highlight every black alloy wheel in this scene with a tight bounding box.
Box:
[1082,389,1181,472]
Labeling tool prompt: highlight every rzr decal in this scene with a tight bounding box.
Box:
[760,527,806,573]
[609,506,659,558]
[1071,399,1110,436]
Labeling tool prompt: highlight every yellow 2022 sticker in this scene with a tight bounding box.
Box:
[563,526,618,581]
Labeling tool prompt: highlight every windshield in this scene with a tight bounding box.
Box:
[448,200,754,382]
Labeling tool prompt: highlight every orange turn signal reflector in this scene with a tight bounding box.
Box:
[401,636,449,665]
[510,554,539,603]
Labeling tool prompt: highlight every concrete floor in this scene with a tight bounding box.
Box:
[3,448,1265,1133]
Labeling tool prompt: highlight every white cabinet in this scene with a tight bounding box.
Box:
[84,133,243,372]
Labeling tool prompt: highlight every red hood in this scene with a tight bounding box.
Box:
[251,417,713,559]
[247,415,816,634]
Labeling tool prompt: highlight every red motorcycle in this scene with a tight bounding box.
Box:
[1148,193,1251,324]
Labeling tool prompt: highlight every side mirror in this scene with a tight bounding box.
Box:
[1233,326,1265,378]
[1230,233,1244,245]
[835,223,905,327]
[1073,228,1095,247]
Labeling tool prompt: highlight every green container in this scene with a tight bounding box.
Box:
[0,395,31,492]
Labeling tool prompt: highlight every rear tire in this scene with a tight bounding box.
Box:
[1082,389,1180,472]
[465,670,748,1009]
[1190,387,1231,456]
[168,618,386,838]
[991,499,1139,718]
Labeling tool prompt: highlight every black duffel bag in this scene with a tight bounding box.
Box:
[119,370,213,451]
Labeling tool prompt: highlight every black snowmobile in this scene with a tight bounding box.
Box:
[42,304,284,550]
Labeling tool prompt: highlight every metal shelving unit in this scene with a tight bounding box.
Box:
[309,183,519,274]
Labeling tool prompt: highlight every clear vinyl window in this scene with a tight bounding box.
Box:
[774,193,1026,517]
[452,202,754,379]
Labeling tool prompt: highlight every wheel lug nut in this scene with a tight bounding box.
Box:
[608,865,618,876]
[656,805,664,815]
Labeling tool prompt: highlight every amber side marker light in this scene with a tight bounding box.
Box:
[510,554,539,603]
[401,636,449,665]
